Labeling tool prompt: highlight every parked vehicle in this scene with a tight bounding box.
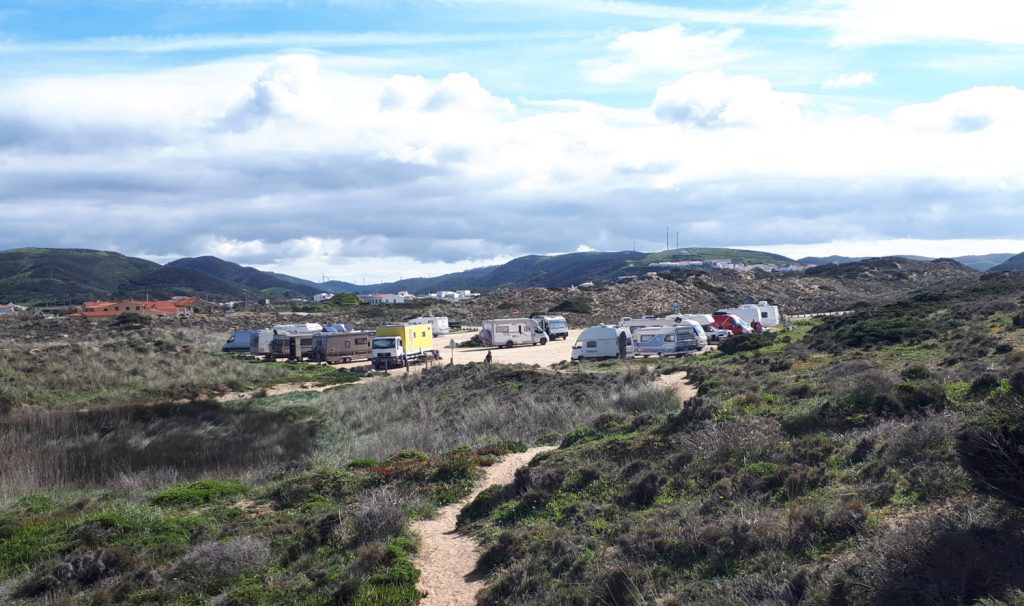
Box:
[248,329,274,355]
[268,324,323,359]
[409,316,450,337]
[288,335,316,361]
[222,330,257,353]
[618,316,708,348]
[712,313,753,335]
[310,331,374,364]
[572,325,633,361]
[531,315,570,340]
[703,326,732,342]
[632,326,701,357]
[479,318,549,348]
[372,324,439,370]
[715,302,781,328]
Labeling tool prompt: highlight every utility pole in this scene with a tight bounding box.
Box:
[666,227,669,251]
[676,231,679,249]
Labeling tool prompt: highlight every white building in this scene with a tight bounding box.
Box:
[314,293,335,303]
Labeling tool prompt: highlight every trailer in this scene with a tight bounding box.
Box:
[632,326,701,358]
[715,302,781,328]
[531,315,570,340]
[479,318,548,348]
[571,325,633,361]
[409,316,450,337]
[618,316,708,348]
[310,331,374,364]
[372,324,439,370]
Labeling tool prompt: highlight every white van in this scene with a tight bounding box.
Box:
[572,325,633,361]
[480,318,549,348]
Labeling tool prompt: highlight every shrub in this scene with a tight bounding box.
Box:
[622,472,664,508]
[14,548,134,598]
[111,312,152,329]
[718,333,777,355]
[352,488,408,546]
[152,479,248,507]
[174,537,271,590]
[548,299,592,314]
[958,401,1024,507]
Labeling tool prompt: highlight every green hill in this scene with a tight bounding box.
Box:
[0,248,159,305]
[114,266,262,301]
[990,252,1024,272]
[166,257,319,298]
[642,247,798,266]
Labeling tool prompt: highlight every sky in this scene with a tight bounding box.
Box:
[1,1,1023,282]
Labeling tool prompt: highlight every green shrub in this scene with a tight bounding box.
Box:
[718,333,777,355]
[958,401,1024,507]
[548,299,592,314]
[152,479,248,507]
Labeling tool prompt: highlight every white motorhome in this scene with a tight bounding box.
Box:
[618,316,708,348]
[480,318,549,348]
[531,315,569,340]
[572,325,633,360]
[409,316,450,336]
[715,302,781,327]
[632,326,702,358]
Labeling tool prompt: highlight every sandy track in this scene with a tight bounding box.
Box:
[413,446,555,606]
[656,371,698,403]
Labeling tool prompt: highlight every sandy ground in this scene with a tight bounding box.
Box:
[657,371,699,402]
[412,447,555,606]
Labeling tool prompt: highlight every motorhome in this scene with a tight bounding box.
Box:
[632,326,702,358]
[267,323,323,359]
[531,315,570,340]
[571,325,633,361]
[715,302,781,327]
[479,318,549,348]
[222,330,257,353]
[618,316,708,348]
[310,330,374,364]
[248,330,274,356]
[371,324,438,370]
[288,335,316,361]
[409,316,450,337]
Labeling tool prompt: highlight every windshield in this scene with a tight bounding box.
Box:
[372,338,398,349]
[548,320,567,330]
[571,340,583,349]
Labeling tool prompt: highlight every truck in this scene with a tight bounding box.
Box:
[409,316,450,337]
[310,330,375,364]
[479,318,548,348]
[371,324,439,370]
[632,326,702,357]
[531,315,569,340]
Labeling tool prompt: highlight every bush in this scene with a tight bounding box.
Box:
[174,537,270,590]
[548,299,592,314]
[111,312,152,329]
[152,479,248,507]
[958,401,1024,507]
[718,333,777,355]
[14,548,134,598]
[352,488,408,546]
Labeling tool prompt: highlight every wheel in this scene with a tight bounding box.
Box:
[540,338,548,345]
[506,341,514,349]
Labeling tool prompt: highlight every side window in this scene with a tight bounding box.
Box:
[665,335,675,342]
[586,341,598,348]
[762,311,769,318]
[345,340,351,347]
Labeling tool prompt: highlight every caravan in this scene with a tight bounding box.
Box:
[632,326,701,358]
[715,302,781,328]
[618,316,708,348]
[571,325,633,360]
[409,316,450,337]
[480,318,549,348]
[310,331,374,364]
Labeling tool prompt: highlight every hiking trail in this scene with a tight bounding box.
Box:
[412,446,555,606]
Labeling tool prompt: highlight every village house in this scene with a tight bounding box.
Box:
[71,297,201,319]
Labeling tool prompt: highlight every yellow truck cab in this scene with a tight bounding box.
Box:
[371,324,439,369]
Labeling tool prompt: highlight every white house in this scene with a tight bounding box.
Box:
[314,293,335,303]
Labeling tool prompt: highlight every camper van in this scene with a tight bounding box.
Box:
[222,330,257,353]
[618,316,708,348]
[267,324,323,359]
[480,318,549,348]
[371,324,438,369]
[572,325,633,361]
[531,315,570,340]
[288,335,316,361]
[715,302,781,328]
[409,316,450,337]
[310,331,374,364]
[248,330,274,356]
[632,326,701,358]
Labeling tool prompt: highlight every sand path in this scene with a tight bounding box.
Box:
[412,446,555,606]
[656,371,698,404]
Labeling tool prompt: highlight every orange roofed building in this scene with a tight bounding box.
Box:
[72,297,200,319]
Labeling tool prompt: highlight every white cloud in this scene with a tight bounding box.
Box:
[891,85,1024,133]
[583,24,744,84]
[380,72,514,113]
[824,0,1024,46]
[822,71,876,89]
[223,54,327,130]
[652,70,802,128]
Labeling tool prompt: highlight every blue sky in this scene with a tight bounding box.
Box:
[1,1,1023,281]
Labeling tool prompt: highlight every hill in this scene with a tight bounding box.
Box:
[799,253,1014,272]
[643,247,797,266]
[0,248,159,305]
[114,265,262,301]
[166,257,320,298]
[991,252,1024,272]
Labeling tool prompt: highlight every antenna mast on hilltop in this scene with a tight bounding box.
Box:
[665,226,669,251]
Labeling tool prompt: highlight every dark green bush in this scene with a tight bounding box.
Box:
[152,479,248,507]
[958,402,1024,507]
[718,333,777,355]
[548,299,592,314]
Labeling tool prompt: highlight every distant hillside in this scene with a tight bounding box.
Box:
[958,253,1016,271]
[0,248,160,305]
[643,247,797,266]
[800,253,1012,272]
[114,266,261,301]
[990,252,1024,272]
[266,272,363,293]
[166,257,319,298]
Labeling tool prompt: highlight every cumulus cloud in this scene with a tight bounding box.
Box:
[652,70,802,128]
[583,24,743,84]
[822,71,876,89]
[826,0,1024,46]
[1,54,1023,281]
